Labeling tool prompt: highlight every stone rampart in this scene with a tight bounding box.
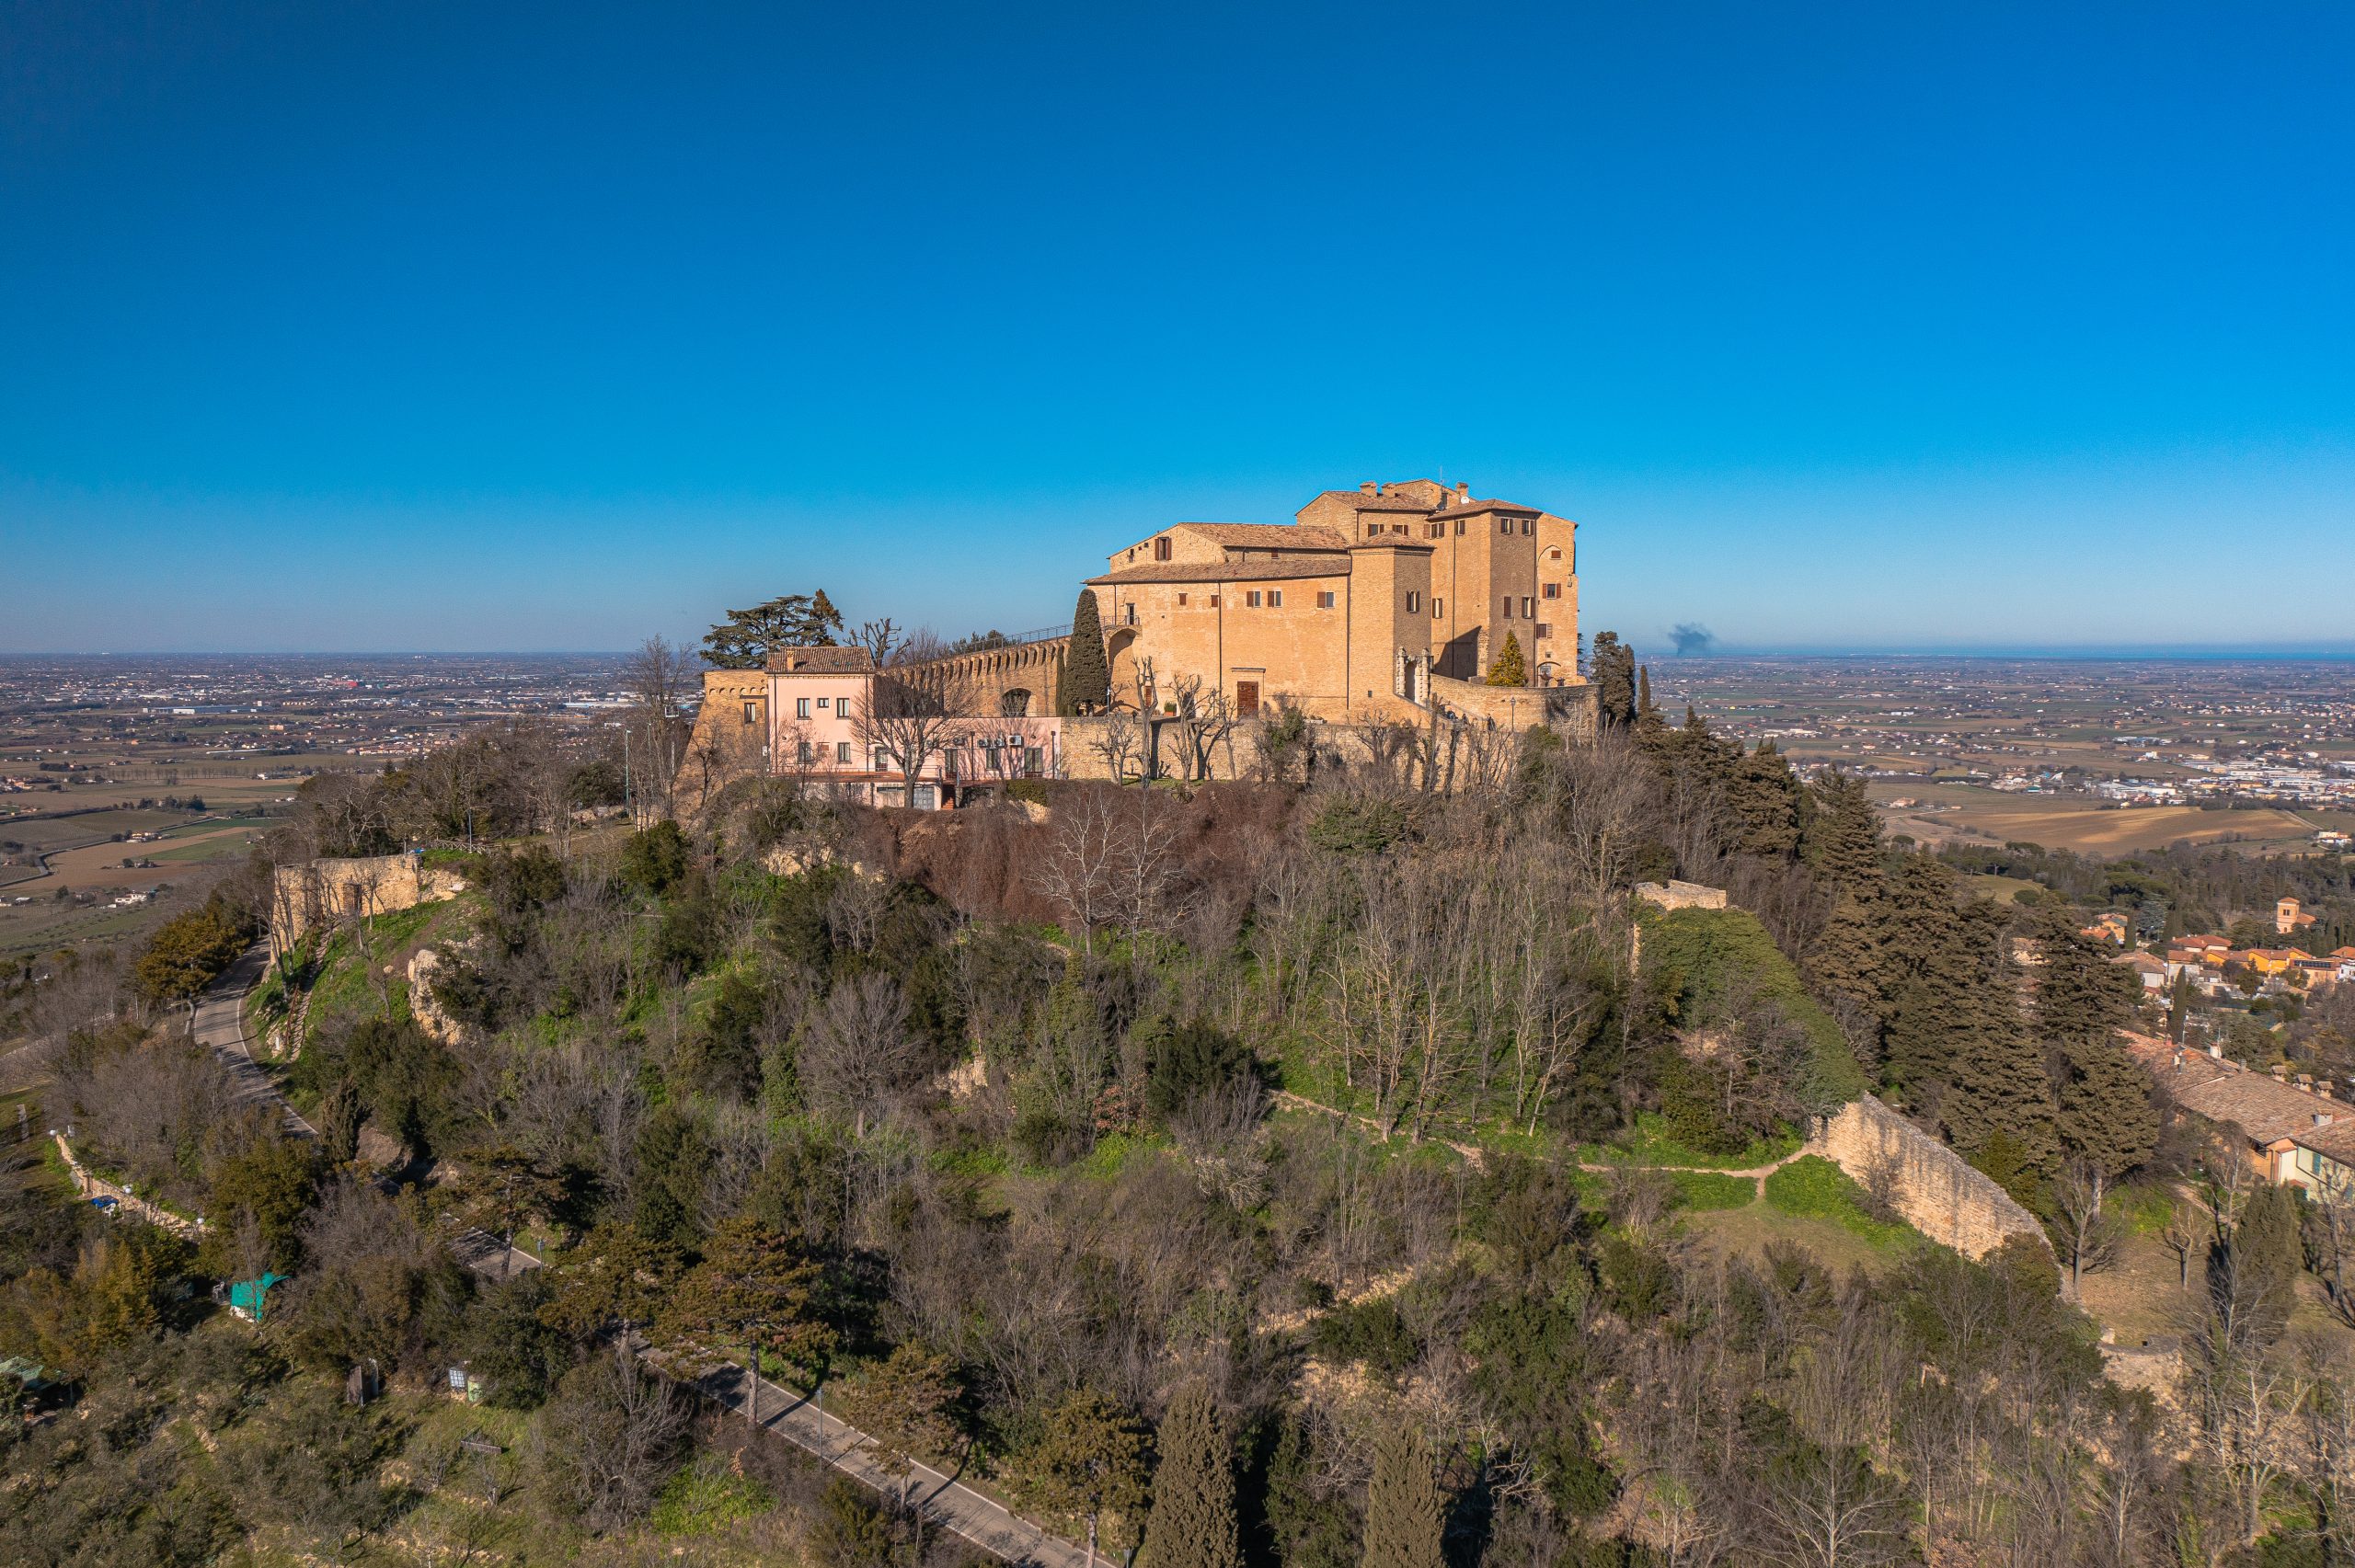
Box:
[1807,1095,2047,1260]
[910,635,1069,718]
[270,853,465,955]
[1425,673,1597,740]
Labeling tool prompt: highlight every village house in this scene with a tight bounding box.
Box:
[2278,896,2320,936]
[2130,1036,2355,1197]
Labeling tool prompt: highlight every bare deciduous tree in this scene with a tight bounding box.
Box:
[798,973,919,1138]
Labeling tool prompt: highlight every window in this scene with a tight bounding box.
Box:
[1178,591,1189,605]
[1317,590,1336,608]
[1366,522,1382,537]
[1392,523,1407,534]
[1536,623,1553,639]
[1500,518,1512,534]
[1124,601,1137,625]
[1155,535,1172,561]
[798,740,813,765]
[1522,597,1534,618]
[1543,582,1560,600]
[1454,518,1465,536]
[1209,594,1220,607]
[1522,518,1534,535]
[1429,522,1442,539]
[1406,590,1421,613]
[1269,589,1283,608]
[1501,597,1513,620]
[836,741,852,764]
[796,697,810,720]
[741,702,756,725]
[817,696,830,709]
[1432,597,1443,618]
[838,696,854,719]
[1547,547,1561,562]
[1246,590,1262,608]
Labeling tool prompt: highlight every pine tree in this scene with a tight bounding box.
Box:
[1062,590,1111,715]
[1141,1381,1239,1568]
[1487,631,1526,686]
[699,591,844,667]
[1361,1424,1445,1568]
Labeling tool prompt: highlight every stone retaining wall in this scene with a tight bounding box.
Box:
[1808,1095,2047,1260]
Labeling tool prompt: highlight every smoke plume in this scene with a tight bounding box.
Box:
[1669,623,1716,657]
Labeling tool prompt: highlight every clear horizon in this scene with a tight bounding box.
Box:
[5,4,2352,655]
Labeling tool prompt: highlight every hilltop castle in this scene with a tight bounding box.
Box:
[679,478,1589,807]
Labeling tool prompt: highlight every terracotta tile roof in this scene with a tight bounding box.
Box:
[1345,538,1435,553]
[764,647,875,673]
[1304,489,1433,513]
[1430,497,1545,520]
[1168,522,1350,551]
[1087,558,1352,586]
[2131,1038,2348,1148]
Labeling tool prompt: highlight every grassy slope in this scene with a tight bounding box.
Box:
[1637,905,1867,1109]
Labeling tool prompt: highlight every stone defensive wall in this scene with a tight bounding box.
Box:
[270,853,466,955]
[910,635,1070,718]
[1806,1094,2047,1260]
[1426,672,1598,740]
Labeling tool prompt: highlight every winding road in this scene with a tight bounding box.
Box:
[198,950,1091,1565]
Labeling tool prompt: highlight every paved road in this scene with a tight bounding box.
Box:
[200,950,1082,1562]
[195,948,315,1136]
[697,1360,1093,1568]
[193,948,537,1278]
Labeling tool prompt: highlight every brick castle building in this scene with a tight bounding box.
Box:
[678,478,1588,807]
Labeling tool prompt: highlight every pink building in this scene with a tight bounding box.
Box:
[763,647,1060,809]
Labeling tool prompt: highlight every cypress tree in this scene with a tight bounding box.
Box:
[1726,741,1803,859]
[1361,1425,1445,1568]
[1803,771,1883,890]
[1141,1382,1239,1568]
[2035,911,2156,1173]
[1634,665,1667,746]
[1589,632,1636,725]
[1061,589,1110,715]
[1487,632,1526,686]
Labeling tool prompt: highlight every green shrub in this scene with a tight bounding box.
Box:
[649,1458,774,1537]
[1310,1296,1419,1375]
[1764,1156,1919,1249]
[1306,795,1407,854]
[1637,907,1867,1111]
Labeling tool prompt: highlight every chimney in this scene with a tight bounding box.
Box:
[2210,1043,2224,1059]
[2323,1082,2337,1100]
[2318,1112,2336,1127]
[1455,481,1470,501]
[2299,1073,2315,1091]
[2271,1063,2289,1081]
[2173,1049,2186,1069]
[1361,482,1377,495]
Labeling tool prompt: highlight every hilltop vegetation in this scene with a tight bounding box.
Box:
[3,682,2351,1564]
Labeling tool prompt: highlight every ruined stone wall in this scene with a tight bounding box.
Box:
[270,853,466,955]
[1807,1095,2047,1260]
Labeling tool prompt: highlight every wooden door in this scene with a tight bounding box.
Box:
[1235,681,1259,717]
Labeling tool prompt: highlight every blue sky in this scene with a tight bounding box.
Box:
[4,2,2350,656]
